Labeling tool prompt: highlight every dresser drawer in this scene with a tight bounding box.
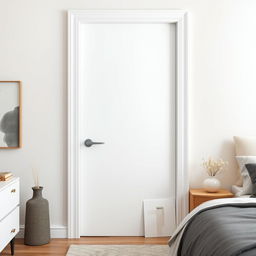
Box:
[0,206,19,252]
[190,196,229,211]
[0,180,19,221]
[192,196,217,208]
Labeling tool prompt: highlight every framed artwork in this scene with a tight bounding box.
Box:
[0,81,22,148]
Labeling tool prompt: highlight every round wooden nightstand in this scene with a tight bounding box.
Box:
[189,188,234,212]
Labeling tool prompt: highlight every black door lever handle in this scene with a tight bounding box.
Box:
[84,139,104,147]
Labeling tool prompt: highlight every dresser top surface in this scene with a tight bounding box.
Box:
[190,188,233,197]
[0,177,19,192]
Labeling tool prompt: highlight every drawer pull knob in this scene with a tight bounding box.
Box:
[11,228,16,233]
[11,189,16,193]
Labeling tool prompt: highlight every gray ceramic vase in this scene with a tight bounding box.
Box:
[24,186,50,245]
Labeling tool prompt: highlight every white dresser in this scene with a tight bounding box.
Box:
[0,177,19,255]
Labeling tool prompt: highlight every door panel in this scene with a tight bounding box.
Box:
[80,23,176,236]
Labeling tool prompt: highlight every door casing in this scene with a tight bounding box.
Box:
[68,10,188,238]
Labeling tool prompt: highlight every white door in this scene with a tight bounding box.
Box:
[79,23,176,236]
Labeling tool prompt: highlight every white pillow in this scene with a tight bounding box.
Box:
[235,156,256,196]
[231,185,244,196]
[233,136,256,186]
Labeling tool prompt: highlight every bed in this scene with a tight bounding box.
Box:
[168,198,256,256]
[168,136,256,255]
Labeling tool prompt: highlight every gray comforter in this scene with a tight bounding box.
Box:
[177,204,256,256]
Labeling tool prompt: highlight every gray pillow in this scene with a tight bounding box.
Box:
[245,163,256,198]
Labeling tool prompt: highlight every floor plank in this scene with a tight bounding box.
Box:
[2,237,169,256]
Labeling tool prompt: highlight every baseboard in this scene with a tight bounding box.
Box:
[17,225,67,238]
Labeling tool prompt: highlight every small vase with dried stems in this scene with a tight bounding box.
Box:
[24,168,50,245]
[202,158,228,193]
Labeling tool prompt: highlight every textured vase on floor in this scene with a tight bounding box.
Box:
[203,177,221,192]
[24,186,50,245]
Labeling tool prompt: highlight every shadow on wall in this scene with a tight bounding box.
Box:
[218,139,239,187]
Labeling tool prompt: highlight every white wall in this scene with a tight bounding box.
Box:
[0,0,256,233]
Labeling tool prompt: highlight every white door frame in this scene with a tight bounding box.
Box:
[68,10,188,238]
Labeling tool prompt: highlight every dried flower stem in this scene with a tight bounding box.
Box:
[202,157,228,176]
[32,168,40,188]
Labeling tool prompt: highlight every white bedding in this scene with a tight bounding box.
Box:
[168,197,256,256]
[232,185,251,197]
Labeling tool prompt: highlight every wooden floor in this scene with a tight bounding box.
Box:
[2,237,169,256]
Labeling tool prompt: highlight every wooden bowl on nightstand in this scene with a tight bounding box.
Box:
[189,188,234,212]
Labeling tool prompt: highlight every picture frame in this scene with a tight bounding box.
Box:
[0,81,22,149]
